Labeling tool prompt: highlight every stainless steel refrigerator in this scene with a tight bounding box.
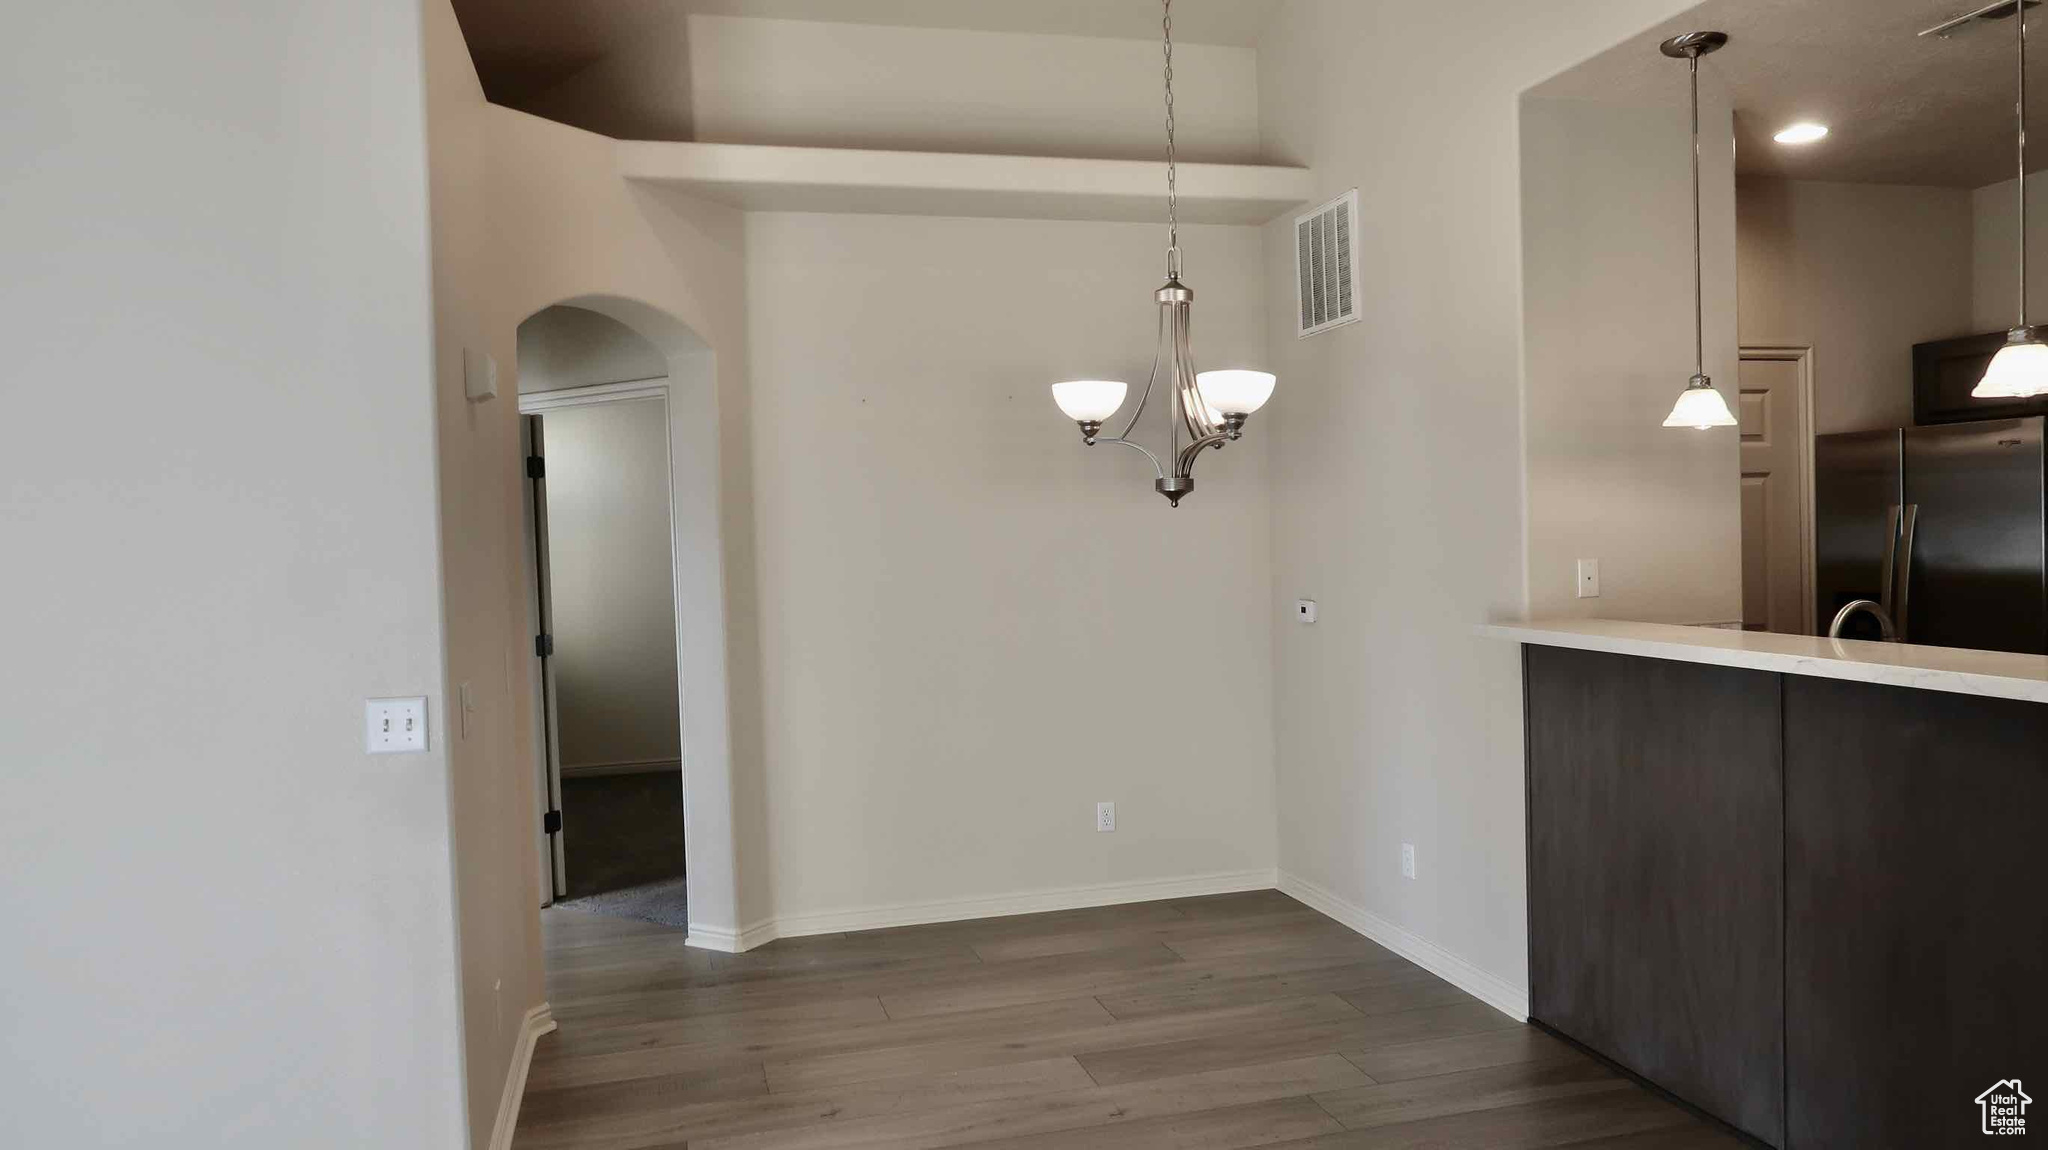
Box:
[1814,418,2048,653]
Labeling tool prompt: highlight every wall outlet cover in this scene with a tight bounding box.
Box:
[1400,842,1417,880]
[1575,559,1601,599]
[1096,801,1116,832]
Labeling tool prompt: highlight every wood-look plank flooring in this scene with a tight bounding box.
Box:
[514,890,1747,1149]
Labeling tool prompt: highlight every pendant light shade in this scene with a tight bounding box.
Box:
[1051,380,1128,422]
[1662,375,1739,429]
[1660,32,1730,432]
[1975,1,2048,399]
[1977,332,2048,398]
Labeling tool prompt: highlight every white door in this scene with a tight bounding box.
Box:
[1737,349,1815,634]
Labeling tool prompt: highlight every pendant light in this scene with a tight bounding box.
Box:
[1049,0,1275,506]
[1977,0,2048,399]
[1659,32,1738,430]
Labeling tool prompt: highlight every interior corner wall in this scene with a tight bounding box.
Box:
[1739,178,1975,435]
[742,211,1278,930]
[3,2,465,1145]
[519,13,1261,164]
[423,2,547,1141]
[1255,0,1703,1009]
[1521,93,1741,625]
[425,0,754,1140]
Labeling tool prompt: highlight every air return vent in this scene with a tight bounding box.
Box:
[1295,189,1360,338]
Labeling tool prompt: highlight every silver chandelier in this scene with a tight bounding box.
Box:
[1049,0,1275,506]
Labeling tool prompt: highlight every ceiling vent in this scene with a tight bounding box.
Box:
[1295,189,1360,338]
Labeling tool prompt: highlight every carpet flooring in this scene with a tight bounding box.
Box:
[557,875,690,929]
[556,770,686,926]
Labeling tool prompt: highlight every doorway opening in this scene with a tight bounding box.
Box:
[519,304,688,929]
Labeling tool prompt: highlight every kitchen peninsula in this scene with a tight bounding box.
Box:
[1488,619,2047,1150]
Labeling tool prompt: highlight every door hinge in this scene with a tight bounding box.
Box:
[526,455,545,479]
[535,633,554,658]
[542,809,562,835]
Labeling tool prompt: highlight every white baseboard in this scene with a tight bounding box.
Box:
[683,922,744,953]
[1277,870,1528,1023]
[488,1002,555,1150]
[696,869,1279,952]
[559,758,681,779]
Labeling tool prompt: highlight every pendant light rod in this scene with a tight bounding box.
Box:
[1690,50,1705,378]
[1658,31,1738,430]
[1162,0,1179,279]
[1660,32,1724,378]
[1975,1,2048,399]
[2020,0,2030,329]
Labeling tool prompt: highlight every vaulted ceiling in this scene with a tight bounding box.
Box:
[1533,0,2047,188]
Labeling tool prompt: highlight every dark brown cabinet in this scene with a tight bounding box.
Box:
[1524,645,1785,1145]
[1783,676,2048,1149]
[1525,645,2048,1149]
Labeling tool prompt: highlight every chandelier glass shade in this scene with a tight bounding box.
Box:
[1047,0,1276,506]
[1051,380,1129,423]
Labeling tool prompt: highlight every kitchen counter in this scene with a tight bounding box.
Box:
[1480,617,2048,705]
[1507,624,2048,1148]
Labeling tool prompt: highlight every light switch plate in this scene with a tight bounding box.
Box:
[366,697,429,754]
[1296,599,1318,624]
[1576,559,1601,599]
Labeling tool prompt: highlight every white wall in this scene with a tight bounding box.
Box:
[2,2,466,1146]
[1521,96,1742,624]
[423,0,755,1136]
[541,399,685,772]
[1256,0,1701,1012]
[743,211,1277,929]
[517,304,672,393]
[1740,178,1975,434]
[520,14,1261,163]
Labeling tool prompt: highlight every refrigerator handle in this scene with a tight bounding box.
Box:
[1894,504,1919,642]
[1878,504,1901,617]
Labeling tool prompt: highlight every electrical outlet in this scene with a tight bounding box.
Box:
[1576,559,1601,599]
[1400,842,1417,880]
[1096,802,1116,832]
[366,697,429,754]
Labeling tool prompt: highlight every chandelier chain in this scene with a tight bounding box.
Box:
[1163,0,1179,276]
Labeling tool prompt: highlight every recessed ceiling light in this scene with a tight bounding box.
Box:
[1773,122,1830,145]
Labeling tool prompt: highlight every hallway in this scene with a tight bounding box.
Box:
[513,891,1743,1148]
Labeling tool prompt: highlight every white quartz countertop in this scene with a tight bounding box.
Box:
[1480,618,2048,705]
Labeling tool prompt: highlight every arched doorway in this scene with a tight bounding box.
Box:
[510,294,738,950]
